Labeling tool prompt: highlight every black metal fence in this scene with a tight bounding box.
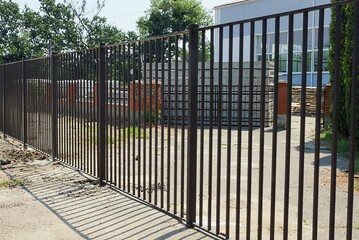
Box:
[1,1,358,239]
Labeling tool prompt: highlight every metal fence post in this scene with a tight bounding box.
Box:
[187,23,199,227]
[98,43,106,185]
[22,58,27,149]
[2,64,5,138]
[51,53,58,160]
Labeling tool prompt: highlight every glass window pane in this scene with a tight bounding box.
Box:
[308,29,312,49]
[293,30,302,51]
[256,35,262,54]
[314,50,329,72]
[323,27,329,49]
[279,53,287,72]
[280,32,288,52]
[323,50,329,71]
[267,33,274,54]
[307,53,312,72]
[267,54,273,61]
[293,52,302,72]
[314,27,330,50]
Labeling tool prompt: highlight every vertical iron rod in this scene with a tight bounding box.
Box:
[313,8,324,240]
[216,26,224,235]
[347,3,359,240]
[174,35,179,215]
[199,29,205,227]
[149,40,153,203]
[329,6,342,240]
[3,64,5,138]
[127,43,131,192]
[51,53,58,161]
[167,37,172,211]
[283,14,294,240]
[246,21,255,240]
[226,24,233,239]
[235,23,244,240]
[98,43,107,185]
[186,23,199,227]
[160,38,165,209]
[138,42,142,198]
[155,39,159,205]
[132,42,136,195]
[258,19,267,240]
[208,28,214,231]
[270,16,280,240]
[347,2,359,240]
[22,58,27,148]
[180,34,186,218]
[297,12,308,240]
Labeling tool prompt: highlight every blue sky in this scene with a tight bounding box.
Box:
[14,0,231,32]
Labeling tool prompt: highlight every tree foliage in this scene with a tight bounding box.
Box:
[328,1,358,142]
[137,0,212,37]
[0,0,138,63]
[0,0,26,62]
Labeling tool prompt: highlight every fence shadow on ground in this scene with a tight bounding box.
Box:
[297,140,349,170]
[2,163,217,240]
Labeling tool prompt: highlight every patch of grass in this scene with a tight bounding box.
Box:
[0,179,24,188]
[354,224,359,230]
[145,109,161,124]
[320,128,359,174]
[0,181,11,188]
[91,135,114,144]
[124,127,148,139]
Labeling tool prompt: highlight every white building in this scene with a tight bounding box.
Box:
[214,0,331,86]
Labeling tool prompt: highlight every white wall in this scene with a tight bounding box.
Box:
[215,0,331,27]
[213,0,332,86]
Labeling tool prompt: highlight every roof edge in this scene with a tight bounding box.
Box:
[214,0,255,9]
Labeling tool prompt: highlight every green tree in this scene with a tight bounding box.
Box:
[83,16,126,47]
[0,0,137,63]
[38,0,81,52]
[0,0,25,63]
[22,6,47,57]
[328,1,359,143]
[137,0,212,37]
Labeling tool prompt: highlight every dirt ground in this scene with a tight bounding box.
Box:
[0,136,216,240]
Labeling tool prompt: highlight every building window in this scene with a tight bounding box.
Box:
[256,27,329,74]
[256,32,287,72]
[314,50,329,72]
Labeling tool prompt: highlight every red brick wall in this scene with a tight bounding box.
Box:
[278,80,287,115]
[129,81,162,112]
[323,84,331,116]
[68,82,78,104]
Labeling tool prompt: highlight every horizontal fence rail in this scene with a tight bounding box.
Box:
[1,1,358,239]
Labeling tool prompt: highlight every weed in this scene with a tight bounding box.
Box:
[320,128,359,173]
[0,179,24,188]
[145,109,161,124]
[124,127,148,139]
[91,135,115,144]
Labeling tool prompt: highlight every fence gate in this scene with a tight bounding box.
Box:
[1,1,358,239]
